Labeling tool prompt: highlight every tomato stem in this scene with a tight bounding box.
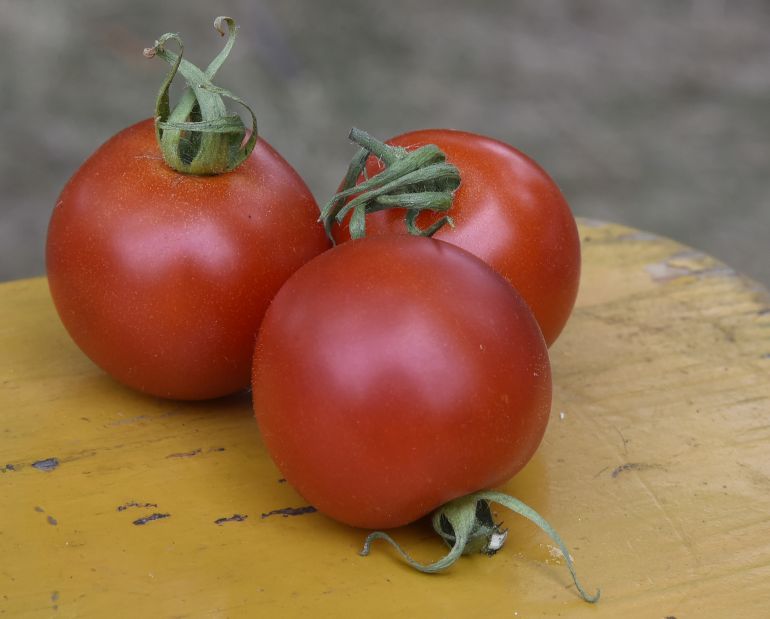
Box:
[360,491,601,604]
[347,127,406,166]
[319,129,460,242]
[143,16,257,175]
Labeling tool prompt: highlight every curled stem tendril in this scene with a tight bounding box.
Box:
[360,491,601,604]
[144,16,257,175]
[319,129,460,242]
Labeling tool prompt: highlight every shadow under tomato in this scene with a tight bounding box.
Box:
[64,370,255,426]
[497,451,550,514]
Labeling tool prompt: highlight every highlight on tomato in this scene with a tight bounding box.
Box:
[46,17,329,400]
[252,234,599,603]
[320,128,581,347]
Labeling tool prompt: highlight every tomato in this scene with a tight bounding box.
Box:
[252,235,551,529]
[332,129,580,346]
[47,119,329,400]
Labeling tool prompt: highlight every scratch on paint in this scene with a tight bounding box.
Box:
[611,462,664,478]
[166,448,202,458]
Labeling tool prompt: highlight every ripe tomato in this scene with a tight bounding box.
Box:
[47,119,329,400]
[333,129,580,346]
[252,235,551,529]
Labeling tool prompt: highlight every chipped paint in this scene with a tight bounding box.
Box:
[117,501,158,512]
[646,250,736,283]
[132,513,171,526]
[645,261,692,282]
[31,457,59,472]
[261,506,317,519]
[214,514,248,525]
[547,544,572,561]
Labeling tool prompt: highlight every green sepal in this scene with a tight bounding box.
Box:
[143,16,258,175]
[360,491,601,604]
[319,129,461,242]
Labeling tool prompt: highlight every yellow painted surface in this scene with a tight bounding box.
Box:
[2,219,770,617]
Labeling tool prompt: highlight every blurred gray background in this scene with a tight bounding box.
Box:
[1,0,768,284]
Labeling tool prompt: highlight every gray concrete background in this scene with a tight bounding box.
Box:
[1,0,768,284]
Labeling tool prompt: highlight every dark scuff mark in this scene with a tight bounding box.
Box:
[611,462,663,478]
[166,448,202,458]
[615,427,630,454]
[107,408,181,428]
[32,457,60,472]
[35,506,58,525]
[215,514,248,525]
[261,506,317,519]
[277,478,287,483]
[1,463,16,473]
[51,591,59,602]
[117,501,158,512]
[132,513,171,526]
[166,447,224,458]
[761,353,770,359]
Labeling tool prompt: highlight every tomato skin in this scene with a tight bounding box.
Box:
[252,235,551,529]
[47,119,329,400]
[335,130,580,347]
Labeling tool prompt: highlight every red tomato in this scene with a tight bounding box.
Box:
[333,130,580,347]
[47,119,329,400]
[252,235,551,529]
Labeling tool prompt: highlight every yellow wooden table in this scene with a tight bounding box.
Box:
[2,220,769,618]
